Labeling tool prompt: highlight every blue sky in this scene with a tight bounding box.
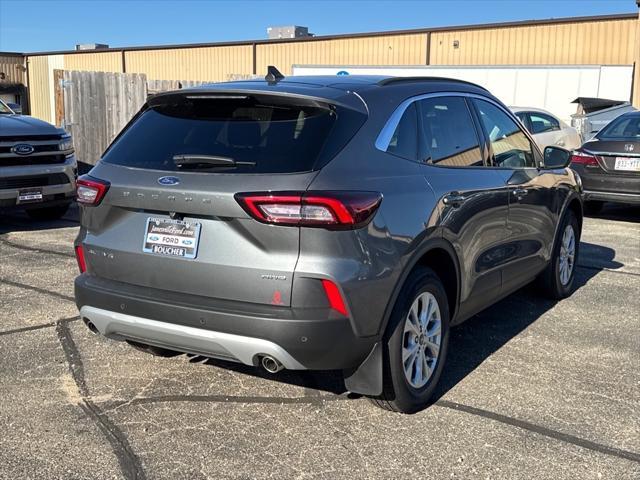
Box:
[0,0,636,53]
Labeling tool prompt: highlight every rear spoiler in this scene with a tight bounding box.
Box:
[147,87,368,115]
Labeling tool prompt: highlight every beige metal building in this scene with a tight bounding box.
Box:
[0,52,27,107]
[0,12,638,123]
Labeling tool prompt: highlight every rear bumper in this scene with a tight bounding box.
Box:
[583,190,640,205]
[81,305,307,369]
[75,274,375,370]
[572,164,639,205]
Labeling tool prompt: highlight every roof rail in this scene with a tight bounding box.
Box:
[378,76,488,91]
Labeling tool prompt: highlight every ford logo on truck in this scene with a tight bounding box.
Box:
[158,176,180,186]
[11,144,35,155]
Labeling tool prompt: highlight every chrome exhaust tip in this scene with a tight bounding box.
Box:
[82,317,99,335]
[260,355,284,374]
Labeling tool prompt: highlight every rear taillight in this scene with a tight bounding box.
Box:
[570,152,598,166]
[76,175,110,206]
[321,279,348,316]
[235,191,382,229]
[75,245,86,273]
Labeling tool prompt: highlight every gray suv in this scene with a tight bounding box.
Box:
[74,74,582,413]
[0,99,77,219]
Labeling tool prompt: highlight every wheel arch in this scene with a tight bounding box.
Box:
[565,195,583,233]
[552,191,584,254]
[378,238,461,337]
[344,238,460,397]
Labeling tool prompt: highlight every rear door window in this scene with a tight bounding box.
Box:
[416,96,483,167]
[102,95,351,174]
[528,112,560,134]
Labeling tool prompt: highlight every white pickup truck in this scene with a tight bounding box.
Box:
[570,97,637,141]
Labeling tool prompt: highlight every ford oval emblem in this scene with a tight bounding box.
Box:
[158,176,180,186]
[11,144,35,155]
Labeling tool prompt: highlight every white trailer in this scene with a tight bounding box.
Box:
[292,65,634,125]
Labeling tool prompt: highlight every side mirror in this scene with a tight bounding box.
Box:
[544,146,572,169]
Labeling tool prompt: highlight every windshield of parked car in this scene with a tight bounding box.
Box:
[597,114,640,140]
[0,100,13,114]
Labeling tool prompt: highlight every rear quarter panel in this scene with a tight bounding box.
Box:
[302,111,441,337]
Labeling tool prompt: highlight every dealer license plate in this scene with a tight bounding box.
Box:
[143,217,201,259]
[17,188,43,204]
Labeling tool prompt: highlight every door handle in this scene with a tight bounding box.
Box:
[512,188,528,198]
[556,140,565,146]
[443,193,466,208]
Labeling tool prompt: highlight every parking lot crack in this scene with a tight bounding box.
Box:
[0,277,75,302]
[55,321,90,397]
[435,400,640,464]
[0,236,76,258]
[99,393,348,411]
[80,399,148,480]
[0,315,79,337]
[56,319,147,480]
[577,263,640,277]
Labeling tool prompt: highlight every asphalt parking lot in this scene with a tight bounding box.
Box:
[0,203,638,480]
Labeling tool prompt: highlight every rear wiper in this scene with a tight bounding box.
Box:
[172,154,256,168]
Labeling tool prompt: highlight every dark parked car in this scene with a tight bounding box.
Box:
[0,98,77,219]
[571,111,640,214]
[74,74,582,413]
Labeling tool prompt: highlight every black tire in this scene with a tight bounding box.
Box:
[369,267,450,413]
[26,203,70,221]
[538,210,580,300]
[126,340,182,358]
[583,201,604,216]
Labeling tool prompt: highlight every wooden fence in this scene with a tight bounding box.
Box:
[56,70,203,166]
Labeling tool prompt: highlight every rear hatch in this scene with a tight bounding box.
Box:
[81,88,365,307]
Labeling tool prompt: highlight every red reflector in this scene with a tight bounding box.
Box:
[76,175,110,206]
[75,245,86,273]
[570,152,598,166]
[321,279,348,316]
[271,290,284,306]
[235,191,382,229]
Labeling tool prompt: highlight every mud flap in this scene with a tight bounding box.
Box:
[343,342,383,396]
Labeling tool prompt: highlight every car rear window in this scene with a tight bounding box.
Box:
[597,115,640,140]
[101,94,354,174]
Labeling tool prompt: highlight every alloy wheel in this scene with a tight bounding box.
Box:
[559,224,576,286]
[402,292,442,389]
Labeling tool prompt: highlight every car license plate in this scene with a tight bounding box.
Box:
[143,217,201,259]
[614,157,640,172]
[17,188,43,204]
